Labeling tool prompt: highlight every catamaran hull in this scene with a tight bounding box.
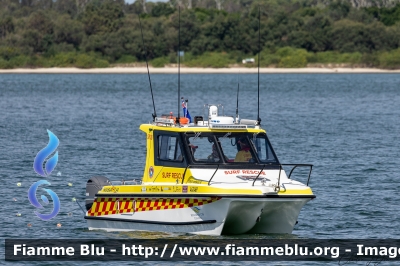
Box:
[85,197,311,235]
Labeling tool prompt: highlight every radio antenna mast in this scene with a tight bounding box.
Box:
[256,6,262,127]
[177,6,181,126]
[138,14,157,121]
[235,74,240,124]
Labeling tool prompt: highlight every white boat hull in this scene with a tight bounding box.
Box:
[86,197,311,235]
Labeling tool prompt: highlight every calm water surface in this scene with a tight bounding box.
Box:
[1,73,399,265]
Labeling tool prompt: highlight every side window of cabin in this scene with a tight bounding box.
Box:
[218,135,256,163]
[187,136,219,162]
[158,135,182,161]
[218,137,238,161]
[182,134,229,163]
[252,136,278,163]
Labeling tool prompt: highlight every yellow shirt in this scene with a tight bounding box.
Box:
[234,150,252,162]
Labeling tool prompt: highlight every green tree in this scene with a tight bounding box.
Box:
[80,0,125,35]
[330,20,390,53]
[54,0,78,17]
[327,0,351,21]
[54,15,84,48]
[0,16,14,39]
[20,11,54,53]
[151,3,175,17]
[169,10,200,52]
[365,4,400,26]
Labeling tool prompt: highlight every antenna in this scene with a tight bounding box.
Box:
[235,13,243,125]
[256,6,261,127]
[138,14,157,121]
[177,5,181,126]
[235,73,240,124]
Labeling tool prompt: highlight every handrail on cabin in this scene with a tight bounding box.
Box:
[181,164,190,184]
[280,164,313,186]
[208,164,219,186]
[252,164,266,186]
[251,163,313,187]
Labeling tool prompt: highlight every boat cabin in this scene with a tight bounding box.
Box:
[140,104,282,183]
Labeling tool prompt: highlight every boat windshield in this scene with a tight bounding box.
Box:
[185,133,278,164]
[249,134,279,164]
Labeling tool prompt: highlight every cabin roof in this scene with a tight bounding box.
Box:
[139,123,267,134]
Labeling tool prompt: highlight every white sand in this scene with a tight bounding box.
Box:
[0,67,400,74]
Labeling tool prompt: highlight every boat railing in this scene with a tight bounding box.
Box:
[208,164,220,186]
[251,163,313,188]
[110,179,142,186]
[281,164,313,186]
[181,164,191,184]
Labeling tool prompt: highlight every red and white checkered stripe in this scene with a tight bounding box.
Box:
[88,197,220,217]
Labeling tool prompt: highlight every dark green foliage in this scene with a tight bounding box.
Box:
[54,15,84,48]
[1,0,400,69]
[0,16,15,39]
[53,0,77,17]
[80,0,124,35]
[0,46,20,60]
[365,4,400,26]
[330,20,390,53]
[327,0,351,21]
[151,3,174,17]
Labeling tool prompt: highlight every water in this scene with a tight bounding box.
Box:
[1,73,400,265]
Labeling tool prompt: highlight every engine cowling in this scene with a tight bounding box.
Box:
[85,176,111,211]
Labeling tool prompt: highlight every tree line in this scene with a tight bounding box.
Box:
[1,0,400,69]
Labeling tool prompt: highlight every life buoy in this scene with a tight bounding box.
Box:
[179,117,189,124]
[171,117,189,124]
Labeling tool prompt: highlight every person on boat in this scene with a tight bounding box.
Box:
[188,143,198,155]
[178,142,197,161]
[207,144,220,162]
[208,143,229,162]
[234,138,253,162]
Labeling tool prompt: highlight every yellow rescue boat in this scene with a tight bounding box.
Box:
[84,104,315,235]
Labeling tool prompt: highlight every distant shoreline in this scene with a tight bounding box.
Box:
[1,67,400,74]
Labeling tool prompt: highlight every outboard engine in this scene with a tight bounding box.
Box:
[85,176,111,211]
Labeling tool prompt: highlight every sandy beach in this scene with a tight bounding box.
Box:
[0,67,400,74]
